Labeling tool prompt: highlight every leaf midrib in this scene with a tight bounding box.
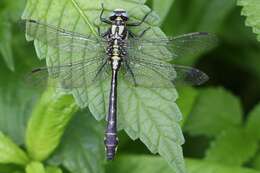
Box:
[70,0,98,36]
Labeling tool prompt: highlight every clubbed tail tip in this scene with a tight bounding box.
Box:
[106,151,116,160]
[106,147,117,160]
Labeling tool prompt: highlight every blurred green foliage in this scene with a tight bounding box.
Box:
[0,0,260,173]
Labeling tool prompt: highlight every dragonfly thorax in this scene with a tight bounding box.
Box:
[111,25,126,36]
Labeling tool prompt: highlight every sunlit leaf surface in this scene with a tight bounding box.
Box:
[238,0,260,41]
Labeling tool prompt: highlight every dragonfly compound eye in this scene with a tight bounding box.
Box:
[109,9,128,21]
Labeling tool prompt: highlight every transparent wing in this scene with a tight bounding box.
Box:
[24,19,110,89]
[128,32,217,60]
[123,56,208,88]
[26,55,110,89]
[24,19,106,52]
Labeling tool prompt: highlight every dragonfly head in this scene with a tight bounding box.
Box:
[109,9,129,22]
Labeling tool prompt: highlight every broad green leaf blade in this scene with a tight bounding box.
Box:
[0,131,29,165]
[205,128,258,166]
[237,0,260,41]
[0,164,22,173]
[22,0,185,172]
[26,162,45,173]
[48,110,105,173]
[88,79,185,173]
[163,0,236,34]
[0,19,14,71]
[0,77,38,145]
[26,88,78,161]
[184,87,243,137]
[245,103,260,140]
[118,81,185,173]
[153,0,174,23]
[0,0,27,71]
[0,13,41,146]
[162,0,233,65]
[252,152,260,171]
[176,86,199,126]
[107,155,260,173]
[46,166,63,173]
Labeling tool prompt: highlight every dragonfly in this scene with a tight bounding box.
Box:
[24,4,217,160]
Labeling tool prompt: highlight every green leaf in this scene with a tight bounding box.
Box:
[0,164,22,173]
[0,0,40,146]
[0,38,41,162]
[48,110,105,173]
[107,155,260,173]
[104,81,184,173]
[0,131,29,165]
[153,0,174,23]
[26,162,45,173]
[252,152,260,171]
[22,0,185,172]
[26,88,78,161]
[184,87,243,137]
[205,128,258,166]
[245,102,260,140]
[46,166,63,173]
[176,86,199,126]
[0,0,27,71]
[163,0,236,34]
[162,0,233,65]
[219,7,258,44]
[0,77,38,145]
[237,0,260,41]
[0,15,14,71]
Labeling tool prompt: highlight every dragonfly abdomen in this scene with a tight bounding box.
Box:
[105,68,119,160]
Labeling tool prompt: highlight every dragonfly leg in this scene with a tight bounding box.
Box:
[138,27,151,37]
[93,60,108,80]
[124,60,138,86]
[100,3,112,24]
[128,27,151,38]
[128,30,137,38]
[127,10,152,26]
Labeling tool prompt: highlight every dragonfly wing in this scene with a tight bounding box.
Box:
[123,56,208,88]
[26,55,110,89]
[128,32,217,60]
[24,20,105,52]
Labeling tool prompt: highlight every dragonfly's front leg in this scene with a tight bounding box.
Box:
[127,10,152,27]
[100,3,112,24]
[129,27,151,38]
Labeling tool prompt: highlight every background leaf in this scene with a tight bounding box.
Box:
[252,152,260,171]
[0,30,40,145]
[26,162,45,173]
[0,19,14,71]
[161,0,234,65]
[245,103,260,140]
[152,0,174,23]
[48,110,105,173]
[46,166,63,173]
[107,155,260,173]
[26,88,78,161]
[205,128,258,166]
[237,0,260,41]
[176,87,199,126]
[0,0,26,71]
[184,87,242,137]
[0,131,29,165]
